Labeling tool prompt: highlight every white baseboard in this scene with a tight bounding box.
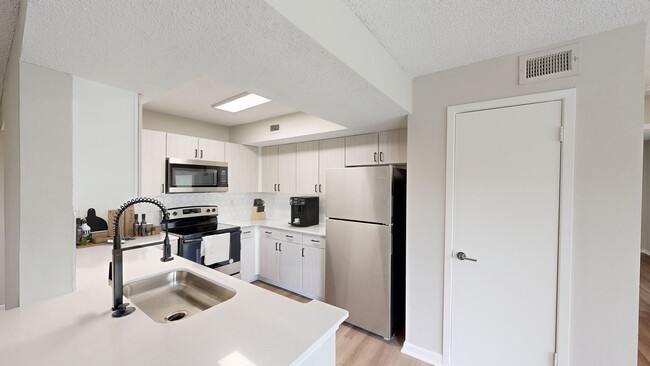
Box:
[401,342,443,366]
[642,249,650,257]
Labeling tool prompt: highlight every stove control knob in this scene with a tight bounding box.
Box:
[172,212,178,216]
[212,209,216,212]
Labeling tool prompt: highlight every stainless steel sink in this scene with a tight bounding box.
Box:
[123,269,236,323]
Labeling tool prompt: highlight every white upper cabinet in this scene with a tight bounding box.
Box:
[198,138,225,162]
[225,143,259,193]
[296,141,320,194]
[261,146,279,193]
[344,133,379,166]
[344,129,407,166]
[318,138,345,194]
[140,129,167,196]
[166,133,200,159]
[378,129,407,164]
[166,133,225,161]
[262,144,296,193]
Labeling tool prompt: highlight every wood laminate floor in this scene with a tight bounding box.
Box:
[253,281,430,366]
[640,254,650,366]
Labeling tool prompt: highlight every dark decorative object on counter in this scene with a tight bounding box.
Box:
[109,197,173,318]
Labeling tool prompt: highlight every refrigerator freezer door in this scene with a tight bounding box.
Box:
[325,218,392,339]
[326,166,392,225]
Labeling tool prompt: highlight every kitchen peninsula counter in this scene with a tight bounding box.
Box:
[0,245,347,365]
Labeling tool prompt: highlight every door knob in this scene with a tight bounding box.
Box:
[456,252,477,262]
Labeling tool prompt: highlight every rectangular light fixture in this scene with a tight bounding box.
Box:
[212,93,271,113]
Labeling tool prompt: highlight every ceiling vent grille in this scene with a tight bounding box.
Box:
[270,124,280,132]
[519,43,580,84]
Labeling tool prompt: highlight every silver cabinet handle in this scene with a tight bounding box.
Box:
[161,184,165,193]
[286,235,293,238]
[315,184,318,193]
[278,184,280,191]
[380,152,384,162]
[456,252,477,262]
[243,231,251,234]
[265,231,272,235]
[279,242,282,252]
[274,184,277,192]
[200,149,203,159]
[302,248,305,257]
[195,149,198,158]
[275,242,278,251]
[318,184,322,193]
[374,152,377,162]
[311,239,319,243]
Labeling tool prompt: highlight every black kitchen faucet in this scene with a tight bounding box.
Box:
[109,197,173,318]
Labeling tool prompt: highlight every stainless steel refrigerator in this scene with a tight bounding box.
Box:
[325,165,406,340]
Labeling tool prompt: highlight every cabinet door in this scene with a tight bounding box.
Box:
[261,146,279,193]
[345,133,378,166]
[296,141,320,194]
[199,138,225,162]
[278,144,297,193]
[239,144,259,192]
[318,138,345,194]
[239,228,256,282]
[141,129,167,196]
[279,241,302,291]
[378,129,407,164]
[302,246,325,299]
[259,237,279,282]
[166,133,199,159]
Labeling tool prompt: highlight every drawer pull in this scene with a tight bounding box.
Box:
[286,235,293,238]
[311,239,320,243]
[265,231,272,234]
[243,231,251,234]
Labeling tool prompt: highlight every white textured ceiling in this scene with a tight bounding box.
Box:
[343,0,650,86]
[0,0,19,100]
[143,76,297,126]
[20,0,408,132]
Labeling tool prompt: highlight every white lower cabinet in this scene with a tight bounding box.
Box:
[302,245,325,299]
[256,227,325,300]
[239,227,256,282]
[260,236,280,282]
[279,241,303,291]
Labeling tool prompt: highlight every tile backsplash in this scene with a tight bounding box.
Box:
[137,192,326,226]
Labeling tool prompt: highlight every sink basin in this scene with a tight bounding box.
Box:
[123,269,236,323]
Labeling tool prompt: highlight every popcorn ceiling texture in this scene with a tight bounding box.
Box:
[0,0,19,100]
[343,0,650,86]
[20,0,408,131]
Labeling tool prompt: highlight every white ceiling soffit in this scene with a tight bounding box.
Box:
[143,76,298,127]
[20,0,410,131]
[0,0,19,100]
[343,0,650,86]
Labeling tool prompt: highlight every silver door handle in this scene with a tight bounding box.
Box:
[456,252,477,262]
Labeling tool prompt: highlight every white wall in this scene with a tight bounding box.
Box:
[1,0,24,310]
[142,109,230,142]
[229,112,347,146]
[405,24,645,365]
[73,77,139,220]
[19,62,74,306]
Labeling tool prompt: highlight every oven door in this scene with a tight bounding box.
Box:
[166,158,228,193]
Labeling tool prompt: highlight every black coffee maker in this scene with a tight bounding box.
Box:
[290,196,319,227]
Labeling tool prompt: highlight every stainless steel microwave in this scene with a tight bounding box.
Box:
[166,158,228,193]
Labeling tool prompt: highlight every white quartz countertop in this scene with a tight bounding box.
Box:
[224,219,326,236]
[0,245,347,365]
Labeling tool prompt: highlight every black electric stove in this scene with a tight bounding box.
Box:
[166,205,241,276]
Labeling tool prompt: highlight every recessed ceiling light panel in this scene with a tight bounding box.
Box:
[212,93,271,113]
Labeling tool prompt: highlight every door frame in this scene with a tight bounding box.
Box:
[443,89,576,366]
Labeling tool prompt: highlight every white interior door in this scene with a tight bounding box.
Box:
[449,101,562,366]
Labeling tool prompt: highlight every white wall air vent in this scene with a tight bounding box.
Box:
[270,124,280,132]
[519,43,580,84]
